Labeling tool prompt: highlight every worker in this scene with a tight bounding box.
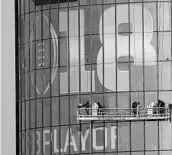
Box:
[157,100,165,114]
[97,102,104,116]
[147,102,153,116]
[77,101,90,115]
[136,102,140,117]
[92,102,99,117]
[132,101,137,117]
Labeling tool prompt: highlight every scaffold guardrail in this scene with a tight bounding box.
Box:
[77,107,172,122]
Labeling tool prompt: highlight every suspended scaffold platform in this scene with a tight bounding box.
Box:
[77,107,172,122]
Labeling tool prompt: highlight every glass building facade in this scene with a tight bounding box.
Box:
[17,0,172,155]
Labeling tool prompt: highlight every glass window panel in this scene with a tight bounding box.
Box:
[70,125,80,154]
[43,99,51,127]
[22,102,26,130]
[18,17,21,43]
[80,124,91,153]
[131,122,144,151]
[51,67,59,96]
[158,2,171,31]
[104,34,116,92]
[159,91,172,105]
[145,121,158,150]
[84,35,91,66]
[26,101,30,129]
[80,37,93,94]
[21,73,25,102]
[159,62,172,90]
[104,93,117,108]
[18,0,20,15]
[25,72,30,101]
[145,152,158,155]
[116,0,130,3]
[29,130,42,155]
[159,119,172,150]
[60,66,68,94]
[42,11,50,40]
[131,152,144,155]
[21,132,25,154]
[29,12,35,42]
[96,54,103,93]
[69,37,79,94]
[118,153,130,155]
[117,3,130,91]
[36,2,41,11]
[50,38,59,69]
[144,65,157,91]
[60,126,69,154]
[158,32,171,61]
[81,6,91,35]
[59,37,68,67]
[91,35,101,65]
[80,8,85,37]
[103,6,115,35]
[21,0,24,14]
[20,16,25,44]
[24,14,30,43]
[93,64,103,93]
[36,39,51,69]
[26,130,30,155]
[104,0,116,4]
[25,43,30,72]
[30,100,36,129]
[80,0,91,6]
[59,9,67,37]
[70,96,79,124]
[92,123,106,153]
[118,93,129,109]
[69,0,78,7]
[19,132,22,155]
[60,97,69,125]
[33,69,51,98]
[42,128,51,155]
[19,74,22,102]
[159,151,172,155]
[91,6,102,35]
[30,71,36,99]
[104,123,117,152]
[80,95,91,124]
[50,9,58,38]
[131,92,144,108]
[144,2,157,32]
[19,103,22,131]
[118,122,130,151]
[35,11,42,40]
[91,0,102,5]
[52,97,59,126]
[92,94,104,107]
[145,92,157,108]
[69,8,78,37]
[29,41,35,71]
[59,1,68,8]
[52,127,60,154]
[30,0,35,12]
[36,100,42,127]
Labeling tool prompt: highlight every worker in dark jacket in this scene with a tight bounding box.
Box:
[77,101,90,115]
[97,102,104,116]
[157,100,165,114]
[132,101,138,117]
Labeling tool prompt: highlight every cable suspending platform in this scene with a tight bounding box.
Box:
[77,107,172,122]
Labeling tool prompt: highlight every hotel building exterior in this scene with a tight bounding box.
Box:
[17,0,172,154]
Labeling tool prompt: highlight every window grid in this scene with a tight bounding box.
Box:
[16,0,172,155]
